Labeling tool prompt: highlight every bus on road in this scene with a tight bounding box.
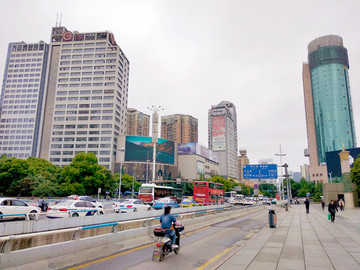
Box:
[193,181,224,205]
[138,183,182,205]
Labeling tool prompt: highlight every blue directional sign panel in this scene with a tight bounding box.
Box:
[243,164,278,179]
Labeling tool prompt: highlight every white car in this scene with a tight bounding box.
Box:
[0,198,40,220]
[113,199,152,213]
[47,200,104,218]
[65,195,104,208]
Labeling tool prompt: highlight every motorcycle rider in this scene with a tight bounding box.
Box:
[160,206,178,249]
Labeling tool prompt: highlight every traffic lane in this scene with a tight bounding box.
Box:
[66,209,268,270]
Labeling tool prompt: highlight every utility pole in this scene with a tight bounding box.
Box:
[283,163,290,206]
[275,145,286,201]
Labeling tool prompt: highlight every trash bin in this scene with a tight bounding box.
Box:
[268,209,277,228]
[285,203,289,211]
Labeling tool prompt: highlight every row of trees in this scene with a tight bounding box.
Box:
[0,153,140,197]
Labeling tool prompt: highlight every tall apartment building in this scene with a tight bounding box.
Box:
[303,35,356,182]
[126,108,150,137]
[39,26,129,171]
[238,149,249,183]
[208,101,238,179]
[161,114,198,144]
[0,41,49,158]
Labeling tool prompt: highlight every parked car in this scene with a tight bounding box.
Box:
[58,195,104,209]
[112,199,152,213]
[180,198,201,207]
[0,198,40,220]
[152,198,181,210]
[46,200,104,218]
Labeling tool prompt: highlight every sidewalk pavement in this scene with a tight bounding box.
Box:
[216,204,360,270]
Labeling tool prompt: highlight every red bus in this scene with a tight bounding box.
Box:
[193,181,225,205]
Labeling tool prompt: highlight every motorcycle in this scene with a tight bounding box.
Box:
[152,224,184,261]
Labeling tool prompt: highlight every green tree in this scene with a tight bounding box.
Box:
[208,176,238,192]
[259,183,277,197]
[351,156,360,191]
[0,157,33,196]
[58,153,113,195]
[238,183,253,196]
[113,173,141,195]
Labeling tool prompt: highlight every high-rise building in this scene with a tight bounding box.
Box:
[238,149,249,183]
[303,35,356,182]
[161,114,198,144]
[0,41,49,158]
[126,108,150,137]
[39,26,129,171]
[208,101,238,179]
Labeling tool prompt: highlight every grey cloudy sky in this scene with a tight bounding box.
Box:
[1,0,360,172]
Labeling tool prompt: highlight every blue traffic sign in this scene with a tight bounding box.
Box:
[243,164,278,179]
[254,184,259,189]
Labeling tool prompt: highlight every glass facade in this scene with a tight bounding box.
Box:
[311,62,356,163]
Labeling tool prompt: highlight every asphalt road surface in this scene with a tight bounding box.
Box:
[66,209,268,270]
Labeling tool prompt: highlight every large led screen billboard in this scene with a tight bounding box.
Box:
[212,116,226,151]
[125,136,174,165]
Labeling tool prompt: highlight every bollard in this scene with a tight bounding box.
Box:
[285,203,289,211]
[268,209,277,228]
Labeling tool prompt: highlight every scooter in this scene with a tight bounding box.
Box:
[153,224,184,261]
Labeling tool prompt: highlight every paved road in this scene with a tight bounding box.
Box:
[65,209,269,270]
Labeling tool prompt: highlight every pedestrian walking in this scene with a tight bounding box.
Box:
[304,198,310,214]
[38,197,48,212]
[339,199,345,211]
[321,200,325,211]
[328,200,337,222]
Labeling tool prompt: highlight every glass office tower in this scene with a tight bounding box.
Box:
[304,35,356,167]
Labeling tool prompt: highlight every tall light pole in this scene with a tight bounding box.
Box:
[275,144,286,201]
[118,148,125,200]
[147,105,164,183]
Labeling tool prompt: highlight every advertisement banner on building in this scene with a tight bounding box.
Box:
[125,136,174,165]
[212,116,226,151]
[178,143,196,154]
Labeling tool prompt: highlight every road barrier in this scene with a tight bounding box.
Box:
[0,204,265,269]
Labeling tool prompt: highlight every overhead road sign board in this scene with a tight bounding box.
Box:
[243,164,278,179]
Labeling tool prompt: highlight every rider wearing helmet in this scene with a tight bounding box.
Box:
[160,206,178,248]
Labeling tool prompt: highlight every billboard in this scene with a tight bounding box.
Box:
[178,143,219,163]
[178,142,196,155]
[243,164,278,179]
[125,136,174,165]
[212,116,226,151]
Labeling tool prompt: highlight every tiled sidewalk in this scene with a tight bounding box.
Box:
[217,204,360,270]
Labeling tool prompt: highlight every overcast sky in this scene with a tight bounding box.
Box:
[1,0,360,172]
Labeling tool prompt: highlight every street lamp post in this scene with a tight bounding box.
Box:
[147,105,164,183]
[275,145,286,201]
[118,148,125,200]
